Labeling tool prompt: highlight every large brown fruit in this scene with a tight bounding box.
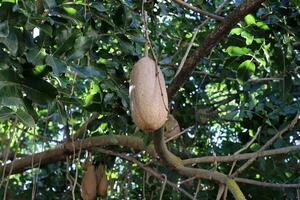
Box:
[164,114,180,139]
[97,172,108,197]
[95,164,105,181]
[129,57,168,131]
[81,163,97,200]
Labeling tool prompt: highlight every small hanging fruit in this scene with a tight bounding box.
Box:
[129,56,168,131]
[81,162,97,200]
[96,163,108,197]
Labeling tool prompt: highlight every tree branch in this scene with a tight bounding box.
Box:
[0,135,156,176]
[194,71,284,84]
[232,111,300,177]
[167,0,266,98]
[172,0,224,21]
[235,177,300,188]
[153,129,246,200]
[183,145,300,165]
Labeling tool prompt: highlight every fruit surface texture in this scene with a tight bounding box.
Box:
[81,164,97,200]
[129,57,168,131]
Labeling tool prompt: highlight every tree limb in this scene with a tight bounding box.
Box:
[153,129,246,200]
[0,135,156,176]
[232,111,300,177]
[235,177,300,188]
[167,0,266,98]
[183,145,300,165]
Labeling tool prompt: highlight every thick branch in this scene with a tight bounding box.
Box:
[0,135,156,176]
[153,129,246,200]
[167,0,266,98]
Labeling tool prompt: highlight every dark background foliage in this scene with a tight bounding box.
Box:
[0,0,299,199]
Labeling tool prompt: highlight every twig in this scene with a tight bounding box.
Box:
[216,184,225,200]
[3,152,16,200]
[193,180,201,200]
[72,112,98,140]
[179,177,196,185]
[232,111,300,177]
[235,177,300,188]
[172,0,224,21]
[159,174,167,200]
[174,0,229,79]
[229,126,262,175]
[0,119,17,188]
[165,126,194,143]
[223,126,262,199]
[194,71,284,83]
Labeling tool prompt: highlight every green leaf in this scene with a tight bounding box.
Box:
[0,31,18,56]
[68,36,92,61]
[244,14,256,25]
[226,46,251,56]
[91,2,107,12]
[0,69,22,89]
[26,48,46,65]
[22,77,58,104]
[63,7,77,15]
[250,143,261,151]
[0,106,14,122]
[46,55,67,75]
[16,109,35,128]
[1,96,24,106]
[0,20,9,37]
[23,98,38,121]
[224,110,239,120]
[237,60,255,81]
[229,27,243,35]
[71,65,105,79]
[0,85,23,106]
[2,0,17,3]
[39,24,53,37]
[256,21,269,30]
[241,31,254,45]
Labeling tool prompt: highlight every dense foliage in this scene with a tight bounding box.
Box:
[0,0,299,199]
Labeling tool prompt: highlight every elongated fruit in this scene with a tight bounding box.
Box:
[96,164,108,197]
[129,57,168,131]
[81,163,97,200]
[97,172,108,197]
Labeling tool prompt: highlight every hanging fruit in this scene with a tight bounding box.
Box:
[129,57,168,131]
[81,163,97,200]
[96,163,108,197]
